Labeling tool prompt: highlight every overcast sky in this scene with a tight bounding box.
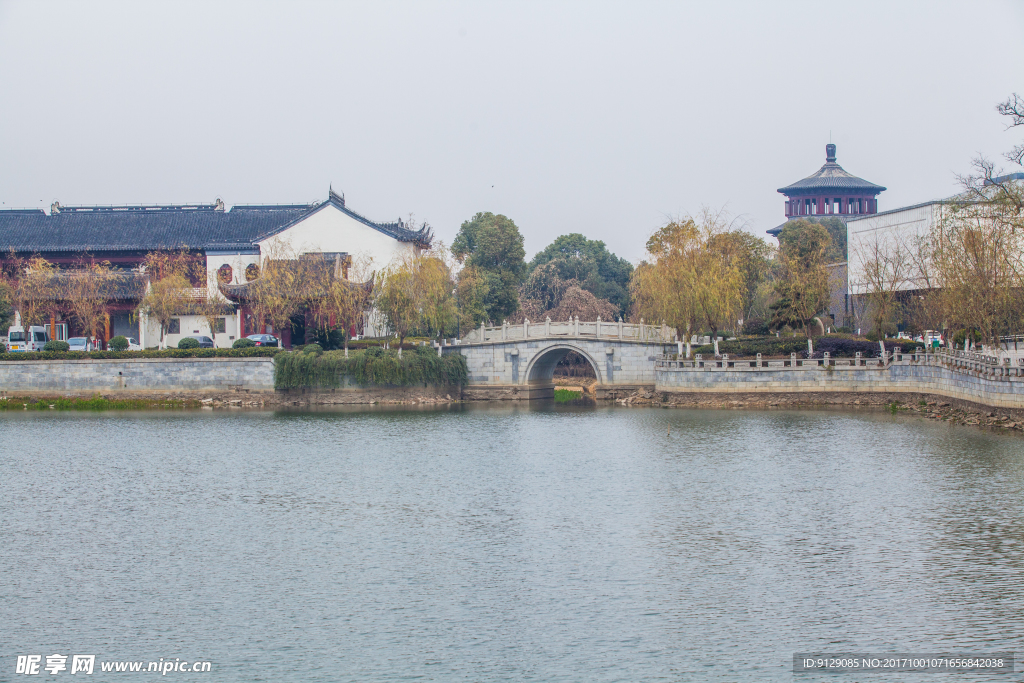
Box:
[1,1,1021,263]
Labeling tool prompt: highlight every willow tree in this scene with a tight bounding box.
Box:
[629,211,743,341]
[771,220,833,336]
[304,252,374,353]
[375,251,458,348]
[14,257,58,331]
[243,240,306,340]
[140,249,204,347]
[65,260,118,344]
[375,261,418,349]
[413,250,457,339]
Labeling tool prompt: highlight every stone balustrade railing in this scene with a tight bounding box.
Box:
[655,346,1024,380]
[460,317,678,344]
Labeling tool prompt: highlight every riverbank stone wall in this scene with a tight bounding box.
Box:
[655,360,1024,410]
[0,357,275,395]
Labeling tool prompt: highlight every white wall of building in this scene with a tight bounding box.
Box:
[256,204,420,272]
[142,312,240,349]
[204,251,260,301]
[847,201,943,296]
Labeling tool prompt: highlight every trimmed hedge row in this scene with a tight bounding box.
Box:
[691,336,926,359]
[274,345,468,389]
[0,347,282,361]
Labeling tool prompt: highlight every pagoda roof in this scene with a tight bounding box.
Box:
[778,144,886,195]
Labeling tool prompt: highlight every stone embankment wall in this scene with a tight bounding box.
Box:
[655,355,1024,409]
[0,357,275,395]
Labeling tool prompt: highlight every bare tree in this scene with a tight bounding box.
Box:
[65,260,117,346]
[853,231,914,337]
[930,199,1024,345]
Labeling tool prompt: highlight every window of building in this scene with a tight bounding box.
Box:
[168,318,180,334]
[245,263,260,281]
[217,264,233,283]
[214,318,226,334]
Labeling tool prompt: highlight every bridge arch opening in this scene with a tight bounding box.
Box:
[525,345,602,397]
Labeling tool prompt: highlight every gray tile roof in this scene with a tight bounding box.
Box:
[0,204,310,254]
[778,144,886,195]
[0,191,433,254]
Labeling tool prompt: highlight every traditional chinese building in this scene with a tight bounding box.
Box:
[0,189,431,348]
[767,143,886,237]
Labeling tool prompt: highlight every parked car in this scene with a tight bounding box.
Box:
[6,325,49,352]
[67,337,93,352]
[246,334,279,347]
[186,335,215,348]
[124,337,142,351]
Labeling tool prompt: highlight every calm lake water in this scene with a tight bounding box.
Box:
[2,404,1023,681]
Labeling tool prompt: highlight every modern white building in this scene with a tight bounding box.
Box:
[846,199,945,297]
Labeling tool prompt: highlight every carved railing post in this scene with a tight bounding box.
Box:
[480,320,486,342]
[618,317,623,339]
[545,316,551,336]
[502,319,508,340]
[524,318,530,338]
[596,316,601,337]
[573,315,579,336]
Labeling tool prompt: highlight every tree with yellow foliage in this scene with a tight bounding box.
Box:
[629,210,743,341]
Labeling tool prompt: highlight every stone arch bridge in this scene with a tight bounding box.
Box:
[442,318,678,399]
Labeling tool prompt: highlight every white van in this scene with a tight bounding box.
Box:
[7,326,50,352]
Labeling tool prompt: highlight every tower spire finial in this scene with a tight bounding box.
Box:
[825,143,836,163]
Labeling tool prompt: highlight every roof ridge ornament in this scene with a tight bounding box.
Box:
[826,143,837,163]
[328,185,345,207]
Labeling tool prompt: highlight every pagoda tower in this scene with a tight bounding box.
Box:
[767,143,885,236]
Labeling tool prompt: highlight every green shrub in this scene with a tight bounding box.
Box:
[43,340,70,352]
[177,337,200,349]
[303,343,324,355]
[742,319,771,336]
[312,327,345,351]
[0,342,5,353]
[274,344,467,389]
[692,337,809,358]
[0,347,281,361]
[952,329,982,347]
[814,337,883,358]
[108,335,129,351]
[232,337,256,349]
[554,388,583,403]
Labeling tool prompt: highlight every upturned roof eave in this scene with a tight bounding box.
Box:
[776,181,887,195]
